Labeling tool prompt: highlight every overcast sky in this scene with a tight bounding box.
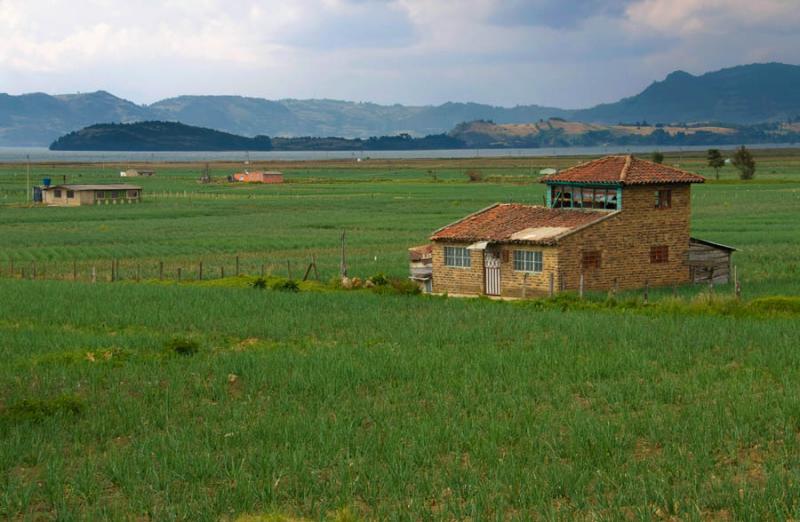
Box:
[0,0,798,108]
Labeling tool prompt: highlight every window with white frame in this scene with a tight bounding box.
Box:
[443,246,471,268]
[514,250,543,273]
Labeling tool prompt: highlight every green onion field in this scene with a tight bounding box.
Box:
[1,150,799,520]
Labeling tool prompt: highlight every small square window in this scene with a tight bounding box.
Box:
[650,245,669,263]
[96,191,105,199]
[582,251,601,270]
[66,190,75,199]
[54,189,62,198]
[655,189,672,209]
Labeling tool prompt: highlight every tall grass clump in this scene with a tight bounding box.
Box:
[166,337,200,356]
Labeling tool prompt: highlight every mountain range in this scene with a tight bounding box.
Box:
[3,63,800,146]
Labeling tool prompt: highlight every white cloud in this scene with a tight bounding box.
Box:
[0,0,798,107]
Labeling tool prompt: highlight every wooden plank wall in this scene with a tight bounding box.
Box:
[688,242,731,284]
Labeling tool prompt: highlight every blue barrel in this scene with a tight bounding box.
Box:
[42,178,51,187]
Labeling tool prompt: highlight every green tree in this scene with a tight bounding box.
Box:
[651,151,664,164]
[732,145,756,180]
[707,149,725,180]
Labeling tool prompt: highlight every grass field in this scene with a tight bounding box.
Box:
[1,150,799,519]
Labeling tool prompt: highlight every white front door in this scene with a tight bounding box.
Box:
[484,251,501,296]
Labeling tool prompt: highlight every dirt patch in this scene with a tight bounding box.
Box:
[634,439,663,461]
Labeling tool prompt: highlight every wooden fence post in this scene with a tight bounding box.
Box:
[92,266,96,284]
[236,256,240,276]
[221,266,225,279]
[340,231,348,278]
[159,261,164,280]
[522,273,528,299]
[199,261,203,281]
[111,259,115,282]
[579,272,584,299]
[177,267,182,281]
[643,280,649,304]
[548,272,554,297]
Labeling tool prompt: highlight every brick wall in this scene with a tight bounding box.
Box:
[556,184,692,291]
[497,245,559,298]
[430,242,484,295]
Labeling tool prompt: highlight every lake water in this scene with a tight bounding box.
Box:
[0,143,794,163]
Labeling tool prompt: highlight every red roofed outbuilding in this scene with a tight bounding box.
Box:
[232,171,284,183]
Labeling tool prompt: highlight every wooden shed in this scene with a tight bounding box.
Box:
[688,237,737,285]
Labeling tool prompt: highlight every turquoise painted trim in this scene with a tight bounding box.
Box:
[544,181,621,188]
[617,187,623,209]
[546,189,552,207]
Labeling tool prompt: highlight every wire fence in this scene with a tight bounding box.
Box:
[0,254,329,284]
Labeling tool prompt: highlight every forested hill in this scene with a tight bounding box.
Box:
[49,121,273,151]
[48,121,465,151]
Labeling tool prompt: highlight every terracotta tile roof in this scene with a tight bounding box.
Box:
[539,155,705,185]
[430,203,614,244]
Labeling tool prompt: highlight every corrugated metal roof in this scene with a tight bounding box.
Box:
[43,184,142,191]
[690,237,738,251]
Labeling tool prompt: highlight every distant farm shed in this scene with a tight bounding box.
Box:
[120,169,155,177]
[232,171,284,183]
[42,184,142,206]
[688,238,736,284]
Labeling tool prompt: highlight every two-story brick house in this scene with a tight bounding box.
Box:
[424,155,727,297]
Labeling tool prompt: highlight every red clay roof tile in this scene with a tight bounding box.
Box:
[430,203,612,244]
[540,155,705,185]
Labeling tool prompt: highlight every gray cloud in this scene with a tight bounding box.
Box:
[488,0,633,28]
[0,0,798,108]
